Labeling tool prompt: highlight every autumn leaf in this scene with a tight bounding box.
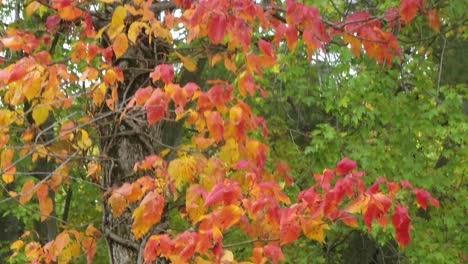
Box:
[58,6,84,21]
[263,244,285,264]
[335,157,357,174]
[300,217,330,243]
[32,105,50,126]
[399,0,422,24]
[107,6,127,39]
[176,51,197,72]
[426,9,440,32]
[391,204,411,248]
[414,188,439,209]
[145,88,169,125]
[128,22,149,44]
[19,179,36,204]
[204,111,224,142]
[343,34,362,57]
[208,13,227,44]
[113,33,128,59]
[168,156,197,189]
[39,196,53,221]
[150,64,174,83]
[132,191,165,239]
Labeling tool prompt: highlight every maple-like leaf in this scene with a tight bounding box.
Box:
[414,188,439,209]
[400,0,422,24]
[343,34,362,57]
[391,204,411,248]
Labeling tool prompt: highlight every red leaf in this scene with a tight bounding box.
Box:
[400,0,422,24]
[258,39,274,57]
[414,188,439,210]
[335,157,357,174]
[145,88,168,125]
[392,204,411,248]
[150,64,174,83]
[46,15,61,32]
[204,181,241,207]
[8,63,28,83]
[264,244,285,264]
[208,13,227,44]
[280,208,300,245]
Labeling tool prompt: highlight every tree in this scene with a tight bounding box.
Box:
[0,0,449,263]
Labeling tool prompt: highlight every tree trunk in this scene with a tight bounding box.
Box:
[95,8,172,263]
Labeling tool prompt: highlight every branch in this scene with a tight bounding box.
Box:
[223,238,280,249]
[105,229,139,250]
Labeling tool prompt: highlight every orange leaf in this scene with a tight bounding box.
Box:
[343,34,362,57]
[426,9,440,32]
[58,6,84,21]
[113,33,129,59]
[36,183,48,202]
[19,179,36,204]
[39,196,53,221]
[204,111,224,142]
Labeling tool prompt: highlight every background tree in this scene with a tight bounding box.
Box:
[0,0,462,263]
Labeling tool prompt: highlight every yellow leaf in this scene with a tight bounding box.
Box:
[175,51,197,72]
[25,1,40,16]
[107,6,127,40]
[301,217,329,243]
[113,33,129,59]
[10,240,24,251]
[32,105,50,125]
[23,71,42,101]
[168,156,197,189]
[77,130,92,150]
[2,166,15,183]
[128,22,149,44]
[25,242,41,261]
[1,148,14,170]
